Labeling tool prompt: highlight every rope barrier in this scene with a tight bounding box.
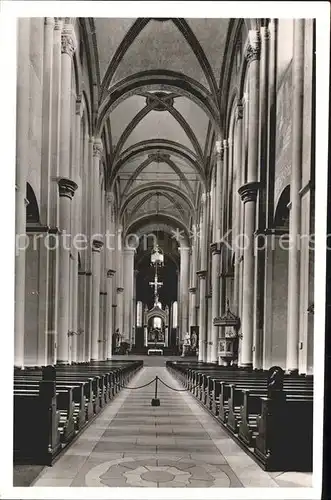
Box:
[113,376,199,392]
[113,378,156,390]
[112,374,203,406]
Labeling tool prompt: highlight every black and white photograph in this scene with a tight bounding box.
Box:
[0,2,329,499]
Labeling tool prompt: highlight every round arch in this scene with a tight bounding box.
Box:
[96,71,220,137]
[120,182,195,217]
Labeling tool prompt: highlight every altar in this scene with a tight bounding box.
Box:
[143,303,169,348]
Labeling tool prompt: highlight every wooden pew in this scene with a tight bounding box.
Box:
[14,380,62,465]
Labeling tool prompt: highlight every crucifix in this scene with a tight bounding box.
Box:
[149,272,163,298]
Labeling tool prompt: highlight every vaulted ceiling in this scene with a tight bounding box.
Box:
[91,18,232,236]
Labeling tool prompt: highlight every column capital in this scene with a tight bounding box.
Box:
[210,242,222,254]
[261,25,270,41]
[236,100,244,121]
[54,18,63,30]
[178,245,190,253]
[93,138,103,159]
[107,269,116,277]
[61,24,77,57]
[106,191,115,204]
[58,177,78,199]
[45,17,55,27]
[238,181,260,203]
[245,29,261,63]
[76,95,83,116]
[92,239,104,253]
[215,140,224,160]
[197,270,207,279]
[123,246,136,254]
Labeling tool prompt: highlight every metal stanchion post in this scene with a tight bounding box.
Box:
[151,375,160,406]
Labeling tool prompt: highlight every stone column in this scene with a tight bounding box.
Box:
[144,325,148,347]
[237,30,261,368]
[104,192,115,359]
[286,20,305,373]
[210,243,221,363]
[57,179,77,364]
[46,18,62,365]
[132,269,138,346]
[15,19,31,368]
[70,96,83,363]
[90,137,103,361]
[176,269,181,342]
[84,272,92,361]
[253,26,270,370]
[100,291,107,360]
[106,270,115,358]
[116,287,124,340]
[123,247,135,345]
[91,239,103,360]
[238,182,260,367]
[77,270,86,361]
[56,24,77,364]
[197,271,207,362]
[179,246,190,340]
[214,141,223,242]
[233,102,243,314]
[35,18,54,366]
[189,287,197,332]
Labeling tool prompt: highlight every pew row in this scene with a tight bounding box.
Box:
[13,360,143,465]
[166,360,313,472]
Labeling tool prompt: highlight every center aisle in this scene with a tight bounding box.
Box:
[33,365,282,488]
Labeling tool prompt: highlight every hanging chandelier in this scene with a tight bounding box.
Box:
[150,243,164,266]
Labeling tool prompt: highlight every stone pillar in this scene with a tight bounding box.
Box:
[70,96,83,364]
[57,179,77,364]
[144,325,148,347]
[77,270,86,362]
[116,287,124,340]
[253,26,270,370]
[123,247,135,345]
[132,269,138,346]
[84,272,92,361]
[91,239,103,360]
[210,243,221,363]
[15,19,31,368]
[286,20,305,373]
[100,291,107,360]
[56,24,77,364]
[46,18,62,365]
[90,137,103,361]
[176,269,181,342]
[214,141,223,242]
[189,287,197,332]
[197,271,207,362]
[233,102,243,314]
[179,246,190,340]
[35,18,54,366]
[238,182,260,367]
[106,270,115,358]
[237,30,260,368]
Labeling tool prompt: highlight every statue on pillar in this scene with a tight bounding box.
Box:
[181,332,191,357]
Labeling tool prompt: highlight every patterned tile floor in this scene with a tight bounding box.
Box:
[32,364,312,488]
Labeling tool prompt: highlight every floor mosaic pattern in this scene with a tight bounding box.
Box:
[32,363,312,488]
